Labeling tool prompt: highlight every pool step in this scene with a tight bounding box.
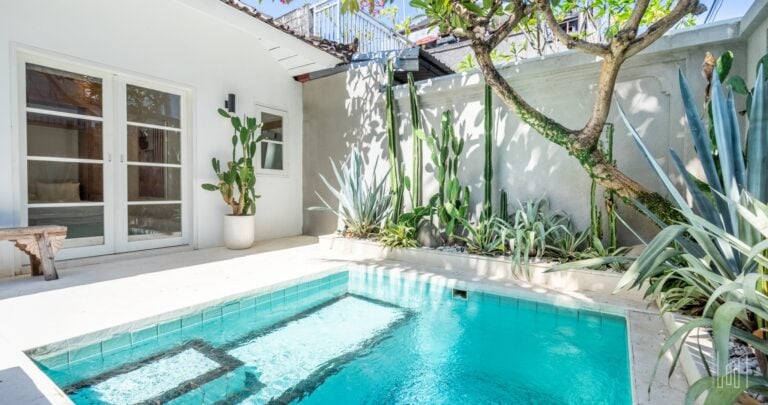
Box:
[64,295,411,404]
[64,340,243,404]
[224,295,410,403]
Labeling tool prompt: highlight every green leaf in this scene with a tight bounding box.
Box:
[217,108,230,118]
[716,51,733,82]
[231,116,242,130]
[201,183,219,191]
[725,75,749,95]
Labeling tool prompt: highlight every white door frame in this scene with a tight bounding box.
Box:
[13,47,193,260]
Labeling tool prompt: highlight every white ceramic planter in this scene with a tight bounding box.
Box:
[223,215,255,250]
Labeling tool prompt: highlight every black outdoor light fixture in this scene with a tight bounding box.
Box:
[224,93,236,113]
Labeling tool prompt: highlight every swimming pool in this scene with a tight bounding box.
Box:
[29,269,632,404]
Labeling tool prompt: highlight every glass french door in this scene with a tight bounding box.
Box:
[118,81,185,252]
[21,56,188,259]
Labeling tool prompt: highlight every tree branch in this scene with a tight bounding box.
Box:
[535,0,609,56]
[469,39,680,223]
[488,1,532,49]
[625,0,703,58]
[621,0,651,35]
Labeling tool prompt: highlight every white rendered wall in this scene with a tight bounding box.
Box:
[302,21,750,244]
[0,0,308,276]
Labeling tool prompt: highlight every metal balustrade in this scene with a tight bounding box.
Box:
[276,0,410,54]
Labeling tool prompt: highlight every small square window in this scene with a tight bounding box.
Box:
[258,110,285,172]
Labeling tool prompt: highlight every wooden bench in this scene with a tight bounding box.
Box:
[0,226,67,281]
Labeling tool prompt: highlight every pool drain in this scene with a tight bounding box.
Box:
[452,289,468,300]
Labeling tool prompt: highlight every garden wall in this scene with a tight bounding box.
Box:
[302,18,755,245]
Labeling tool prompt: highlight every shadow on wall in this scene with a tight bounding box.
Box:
[301,46,744,245]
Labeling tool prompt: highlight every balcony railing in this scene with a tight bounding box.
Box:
[275,0,410,54]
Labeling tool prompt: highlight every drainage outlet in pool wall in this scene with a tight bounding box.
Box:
[452,289,468,300]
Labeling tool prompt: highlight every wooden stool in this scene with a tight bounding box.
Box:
[0,226,67,281]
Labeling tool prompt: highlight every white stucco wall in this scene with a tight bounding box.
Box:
[744,0,768,84]
[0,0,316,276]
[302,20,751,245]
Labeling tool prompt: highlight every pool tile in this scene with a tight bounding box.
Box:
[482,293,500,305]
[203,306,222,322]
[101,333,132,354]
[284,285,299,296]
[132,325,158,345]
[255,293,270,305]
[557,307,578,317]
[537,303,557,315]
[36,351,69,370]
[69,343,101,363]
[158,319,181,336]
[240,297,256,310]
[499,296,518,308]
[518,300,537,313]
[181,313,202,328]
[222,301,240,315]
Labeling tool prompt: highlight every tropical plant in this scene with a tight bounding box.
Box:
[378,223,420,248]
[310,148,391,238]
[402,0,704,223]
[615,63,768,403]
[202,109,265,215]
[459,215,508,256]
[385,60,404,223]
[419,111,470,244]
[379,206,432,248]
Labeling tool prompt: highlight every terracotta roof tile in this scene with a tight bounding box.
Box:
[219,0,356,61]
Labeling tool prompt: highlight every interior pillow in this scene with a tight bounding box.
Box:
[36,182,81,202]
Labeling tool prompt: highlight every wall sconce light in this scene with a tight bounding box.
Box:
[224,93,236,113]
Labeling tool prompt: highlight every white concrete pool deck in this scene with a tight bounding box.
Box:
[0,236,686,404]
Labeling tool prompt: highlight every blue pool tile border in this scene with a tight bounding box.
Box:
[31,271,351,371]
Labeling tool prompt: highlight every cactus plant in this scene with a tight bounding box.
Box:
[499,190,508,221]
[407,72,423,207]
[202,109,265,215]
[604,124,618,250]
[419,111,470,244]
[482,84,493,220]
[385,60,404,222]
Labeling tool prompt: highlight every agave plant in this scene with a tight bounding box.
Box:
[506,198,572,278]
[458,214,509,256]
[615,62,768,404]
[310,148,391,238]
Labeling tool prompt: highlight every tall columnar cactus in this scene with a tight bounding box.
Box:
[385,60,403,223]
[499,190,508,221]
[589,177,602,242]
[589,123,617,248]
[604,123,618,250]
[483,84,493,220]
[420,111,469,244]
[407,72,423,207]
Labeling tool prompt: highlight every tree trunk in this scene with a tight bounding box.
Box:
[471,42,682,225]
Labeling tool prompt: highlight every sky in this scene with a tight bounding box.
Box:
[244,0,755,30]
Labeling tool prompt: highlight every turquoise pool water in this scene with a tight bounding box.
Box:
[31,270,631,404]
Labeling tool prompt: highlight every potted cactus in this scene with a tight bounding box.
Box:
[202,109,265,249]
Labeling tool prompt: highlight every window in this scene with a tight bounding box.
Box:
[257,108,286,172]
